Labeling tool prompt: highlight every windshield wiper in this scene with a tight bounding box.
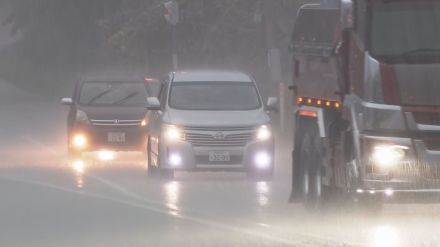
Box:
[398,48,440,57]
[111,92,139,105]
[87,89,113,105]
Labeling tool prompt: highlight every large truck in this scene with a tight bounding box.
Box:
[289,0,440,208]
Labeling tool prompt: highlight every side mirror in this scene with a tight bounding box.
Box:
[146,97,161,111]
[61,97,73,105]
[341,0,354,30]
[266,97,278,111]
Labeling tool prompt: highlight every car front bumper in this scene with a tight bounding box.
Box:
[71,125,148,152]
[159,139,274,172]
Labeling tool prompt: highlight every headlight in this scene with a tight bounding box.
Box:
[163,125,185,141]
[141,119,148,127]
[72,134,88,149]
[76,110,90,125]
[371,144,408,168]
[256,125,271,141]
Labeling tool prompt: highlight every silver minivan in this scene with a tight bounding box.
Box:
[146,70,277,178]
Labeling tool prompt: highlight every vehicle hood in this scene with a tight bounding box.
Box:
[78,105,146,120]
[162,108,270,127]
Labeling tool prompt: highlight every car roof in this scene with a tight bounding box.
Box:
[80,75,146,83]
[172,70,253,83]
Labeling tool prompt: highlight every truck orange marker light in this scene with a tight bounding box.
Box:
[335,102,341,108]
[299,110,317,118]
[317,100,322,106]
[307,98,312,104]
[326,101,331,107]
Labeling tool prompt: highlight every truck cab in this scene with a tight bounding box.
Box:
[290,0,440,208]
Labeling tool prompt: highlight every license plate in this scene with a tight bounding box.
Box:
[209,151,230,162]
[108,132,126,143]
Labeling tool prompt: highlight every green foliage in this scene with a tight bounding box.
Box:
[0,0,311,92]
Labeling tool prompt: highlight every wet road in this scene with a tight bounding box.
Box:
[1,80,440,247]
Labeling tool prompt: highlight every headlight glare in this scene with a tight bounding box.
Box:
[164,125,185,141]
[371,144,408,168]
[72,134,87,149]
[257,125,271,141]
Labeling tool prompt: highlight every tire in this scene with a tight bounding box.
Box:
[290,118,330,209]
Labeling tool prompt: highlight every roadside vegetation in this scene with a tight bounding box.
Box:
[0,0,311,95]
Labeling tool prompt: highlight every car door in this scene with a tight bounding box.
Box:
[67,82,80,134]
[149,77,169,156]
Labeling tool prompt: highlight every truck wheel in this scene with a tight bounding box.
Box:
[291,118,329,209]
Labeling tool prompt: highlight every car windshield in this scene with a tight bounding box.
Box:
[79,82,147,106]
[169,82,261,110]
[371,0,440,62]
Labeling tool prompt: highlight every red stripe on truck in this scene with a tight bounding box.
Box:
[380,63,401,105]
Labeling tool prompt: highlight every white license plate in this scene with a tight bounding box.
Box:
[108,132,126,143]
[209,151,230,162]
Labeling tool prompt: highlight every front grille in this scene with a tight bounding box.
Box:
[413,112,440,126]
[425,139,440,151]
[91,119,142,127]
[184,126,255,147]
[184,126,257,132]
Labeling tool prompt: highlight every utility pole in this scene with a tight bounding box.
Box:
[164,0,179,70]
[263,0,285,131]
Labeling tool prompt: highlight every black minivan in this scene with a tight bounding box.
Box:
[61,76,158,159]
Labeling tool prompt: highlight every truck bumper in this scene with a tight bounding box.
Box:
[358,134,440,193]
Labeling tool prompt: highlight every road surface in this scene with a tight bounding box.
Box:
[1,80,440,247]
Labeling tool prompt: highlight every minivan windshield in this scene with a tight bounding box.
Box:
[79,81,147,106]
[169,81,261,111]
[371,0,440,62]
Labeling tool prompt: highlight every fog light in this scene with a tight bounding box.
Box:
[254,152,271,169]
[385,188,394,197]
[169,153,182,167]
[98,150,115,161]
[72,134,87,149]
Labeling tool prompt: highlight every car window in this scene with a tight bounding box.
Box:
[169,81,261,111]
[79,81,148,106]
